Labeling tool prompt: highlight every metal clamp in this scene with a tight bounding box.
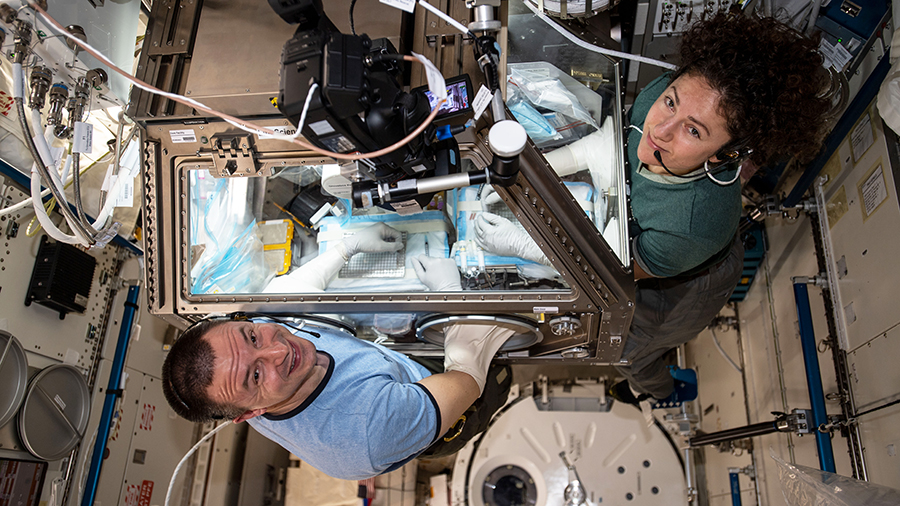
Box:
[209,134,260,176]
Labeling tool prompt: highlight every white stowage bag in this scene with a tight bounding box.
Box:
[771,452,900,506]
[877,28,900,136]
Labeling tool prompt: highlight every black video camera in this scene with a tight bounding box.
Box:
[270,0,446,186]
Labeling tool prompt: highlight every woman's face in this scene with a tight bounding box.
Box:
[637,73,733,175]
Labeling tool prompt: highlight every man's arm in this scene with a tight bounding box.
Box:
[416,371,480,435]
[420,324,515,436]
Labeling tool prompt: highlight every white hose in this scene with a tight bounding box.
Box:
[31,166,88,245]
[522,1,679,70]
[710,327,743,374]
[165,421,233,506]
[24,93,95,244]
[0,187,51,216]
[31,109,67,199]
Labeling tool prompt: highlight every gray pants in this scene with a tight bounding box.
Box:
[615,235,745,399]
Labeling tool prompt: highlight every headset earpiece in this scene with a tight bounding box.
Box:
[713,143,752,164]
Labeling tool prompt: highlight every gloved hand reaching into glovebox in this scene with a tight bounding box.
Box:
[263,222,403,293]
[443,324,515,394]
[339,222,403,259]
[479,184,503,212]
[473,212,552,267]
[411,255,462,291]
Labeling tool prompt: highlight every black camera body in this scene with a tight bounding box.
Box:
[271,0,438,183]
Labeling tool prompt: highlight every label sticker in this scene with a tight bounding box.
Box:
[850,113,874,162]
[379,0,416,13]
[472,85,492,120]
[819,39,852,72]
[533,306,559,314]
[257,125,298,139]
[73,122,93,153]
[108,175,135,207]
[54,394,66,410]
[319,134,356,153]
[309,119,336,136]
[859,163,887,219]
[391,199,423,216]
[169,129,197,143]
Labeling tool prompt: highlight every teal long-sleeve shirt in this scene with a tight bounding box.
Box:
[625,74,741,277]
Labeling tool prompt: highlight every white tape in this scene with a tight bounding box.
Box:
[380,0,416,13]
[13,63,24,99]
[412,52,446,102]
[472,85,492,121]
[73,122,93,153]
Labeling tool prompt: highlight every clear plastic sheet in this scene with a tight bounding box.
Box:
[772,452,900,506]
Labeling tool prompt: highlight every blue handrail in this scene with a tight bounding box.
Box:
[81,285,141,506]
[792,281,837,472]
[730,471,742,506]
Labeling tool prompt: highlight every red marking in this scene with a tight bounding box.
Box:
[138,480,154,506]
[125,484,139,506]
[139,403,155,431]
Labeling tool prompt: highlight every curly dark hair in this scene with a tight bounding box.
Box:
[672,12,831,165]
[161,319,245,423]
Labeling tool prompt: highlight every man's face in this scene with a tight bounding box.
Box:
[637,73,733,175]
[204,321,322,421]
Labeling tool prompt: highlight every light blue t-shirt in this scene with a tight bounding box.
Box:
[247,323,439,480]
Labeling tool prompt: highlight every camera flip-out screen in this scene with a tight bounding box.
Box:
[418,74,473,119]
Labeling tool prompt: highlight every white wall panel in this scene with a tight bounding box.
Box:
[820,105,900,351]
[0,183,120,371]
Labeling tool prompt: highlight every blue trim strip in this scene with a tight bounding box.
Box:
[792,282,837,473]
[784,55,891,208]
[81,285,141,506]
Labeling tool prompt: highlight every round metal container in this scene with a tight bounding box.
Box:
[18,364,90,461]
[0,331,28,429]
[416,314,543,352]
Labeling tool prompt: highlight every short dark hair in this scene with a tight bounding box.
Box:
[161,319,245,422]
[673,12,831,166]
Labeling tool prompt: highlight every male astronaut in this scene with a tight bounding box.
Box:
[162,223,509,479]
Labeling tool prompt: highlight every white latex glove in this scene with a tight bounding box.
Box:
[544,120,615,191]
[411,254,462,291]
[479,184,503,212]
[264,223,402,293]
[262,246,346,292]
[473,212,551,266]
[443,323,516,393]
[339,222,403,260]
